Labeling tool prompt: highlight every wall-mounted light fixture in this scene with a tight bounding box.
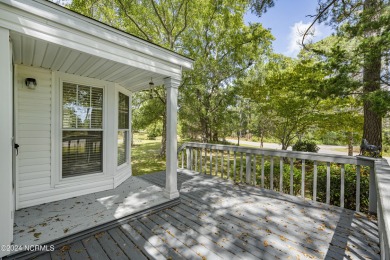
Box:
[149,78,154,88]
[25,78,37,90]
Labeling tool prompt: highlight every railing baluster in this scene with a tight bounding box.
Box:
[246,153,251,184]
[195,148,198,172]
[204,148,207,174]
[253,155,257,185]
[240,153,243,183]
[301,159,305,198]
[270,156,274,190]
[340,164,345,208]
[221,150,224,178]
[209,149,212,175]
[181,150,184,169]
[356,165,361,212]
[326,162,331,204]
[190,147,194,171]
[369,166,377,214]
[227,151,230,179]
[261,156,265,188]
[279,157,283,192]
[215,150,218,176]
[200,148,203,174]
[186,148,190,169]
[233,151,237,181]
[290,158,294,195]
[313,160,317,202]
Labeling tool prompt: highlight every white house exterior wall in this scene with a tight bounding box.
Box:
[0,27,14,258]
[15,65,132,210]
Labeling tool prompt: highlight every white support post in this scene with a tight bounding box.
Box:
[164,78,180,199]
[0,27,13,258]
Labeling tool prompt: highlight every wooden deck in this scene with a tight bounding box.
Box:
[15,170,379,260]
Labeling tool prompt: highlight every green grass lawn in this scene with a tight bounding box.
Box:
[131,133,166,176]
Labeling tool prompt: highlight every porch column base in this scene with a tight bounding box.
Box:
[163,189,180,200]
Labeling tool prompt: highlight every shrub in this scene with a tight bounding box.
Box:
[292,140,320,153]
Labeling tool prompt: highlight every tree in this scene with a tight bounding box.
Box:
[241,55,327,150]
[68,0,273,149]
[311,0,389,147]
[178,0,273,142]
[314,96,363,155]
[250,0,390,147]
[68,0,192,156]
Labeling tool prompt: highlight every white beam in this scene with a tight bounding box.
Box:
[164,78,180,199]
[0,27,13,258]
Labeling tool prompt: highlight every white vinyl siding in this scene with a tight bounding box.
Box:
[16,66,52,208]
[15,65,133,209]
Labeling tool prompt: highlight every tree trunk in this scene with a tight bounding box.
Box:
[159,109,167,157]
[259,127,264,148]
[237,131,240,146]
[212,132,218,142]
[362,0,382,147]
[348,132,354,156]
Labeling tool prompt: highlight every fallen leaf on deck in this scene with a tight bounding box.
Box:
[33,233,41,238]
[279,235,287,241]
[263,240,269,247]
[60,245,71,252]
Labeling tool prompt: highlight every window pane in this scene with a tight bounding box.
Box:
[117,131,128,166]
[62,131,103,178]
[91,109,103,128]
[62,83,77,128]
[92,88,103,108]
[118,93,129,129]
[78,86,91,108]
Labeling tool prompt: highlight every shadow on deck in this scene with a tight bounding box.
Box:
[10,170,380,259]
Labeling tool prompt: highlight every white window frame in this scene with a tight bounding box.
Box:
[52,72,108,187]
[116,87,131,170]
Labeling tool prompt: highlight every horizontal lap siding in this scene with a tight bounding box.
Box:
[16,66,52,207]
[114,165,131,187]
[16,65,118,209]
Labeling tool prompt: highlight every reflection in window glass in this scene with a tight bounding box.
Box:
[62,82,104,178]
[118,92,129,166]
[117,131,127,166]
[62,131,103,178]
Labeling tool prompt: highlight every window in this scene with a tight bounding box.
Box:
[118,92,129,166]
[62,83,103,178]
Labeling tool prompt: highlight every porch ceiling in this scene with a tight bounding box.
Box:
[10,32,166,92]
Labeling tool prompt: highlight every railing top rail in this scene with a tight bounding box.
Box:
[178,142,378,167]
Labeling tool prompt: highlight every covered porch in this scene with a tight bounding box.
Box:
[12,175,176,249]
[0,0,192,257]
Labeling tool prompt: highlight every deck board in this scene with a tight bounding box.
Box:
[13,170,380,259]
[107,228,148,260]
[81,236,110,260]
[94,231,128,260]
[66,241,90,260]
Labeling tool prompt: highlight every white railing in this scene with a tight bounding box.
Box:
[374,159,390,260]
[178,142,390,258]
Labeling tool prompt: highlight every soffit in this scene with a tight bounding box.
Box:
[11,32,166,91]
